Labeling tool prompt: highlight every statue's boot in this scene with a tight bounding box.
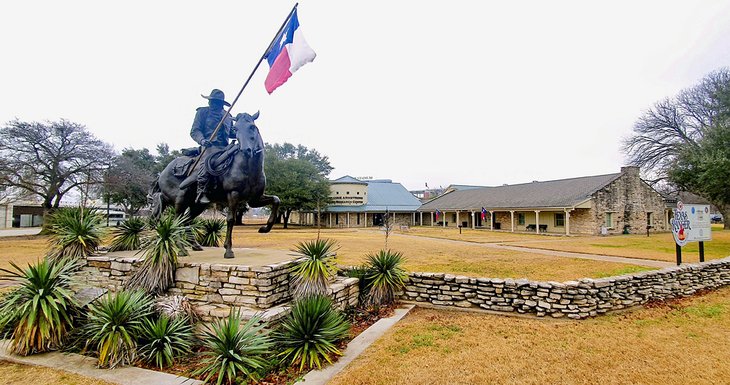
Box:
[196,170,211,204]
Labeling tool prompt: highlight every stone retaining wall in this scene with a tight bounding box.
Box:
[401,256,730,319]
[74,254,360,321]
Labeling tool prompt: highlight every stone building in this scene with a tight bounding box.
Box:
[295,176,422,228]
[418,166,669,235]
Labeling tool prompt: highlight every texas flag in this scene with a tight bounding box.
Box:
[435,209,441,221]
[264,9,316,94]
[481,207,487,221]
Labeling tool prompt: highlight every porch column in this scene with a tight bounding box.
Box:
[329,212,332,228]
[489,210,494,230]
[535,210,541,234]
[565,208,571,236]
[347,212,350,228]
[364,212,368,227]
[431,212,434,226]
[471,211,475,229]
[456,211,460,228]
[392,211,396,225]
[510,211,515,232]
[412,212,415,226]
[443,212,446,227]
[420,212,423,226]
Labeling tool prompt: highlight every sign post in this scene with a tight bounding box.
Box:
[670,201,712,265]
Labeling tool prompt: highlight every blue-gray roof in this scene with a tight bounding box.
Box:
[420,173,623,211]
[331,175,367,185]
[327,179,422,212]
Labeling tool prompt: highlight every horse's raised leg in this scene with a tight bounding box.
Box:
[248,194,280,233]
[224,192,239,259]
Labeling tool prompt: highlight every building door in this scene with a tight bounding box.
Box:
[373,213,384,226]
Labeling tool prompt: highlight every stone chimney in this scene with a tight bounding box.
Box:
[620,166,640,177]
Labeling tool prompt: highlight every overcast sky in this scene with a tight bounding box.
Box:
[2,1,729,191]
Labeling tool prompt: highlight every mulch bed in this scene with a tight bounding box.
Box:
[134,303,398,385]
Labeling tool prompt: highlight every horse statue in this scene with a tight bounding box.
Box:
[148,111,280,259]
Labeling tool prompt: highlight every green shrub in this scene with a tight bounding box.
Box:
[291,239,339,299]
[192,310,272,385]
[275,295,351,370]
[138,315,194,369]
[80,290,154,368]
[127,213,189,295]
[0,259,79,355]
[108,217,146,251]
[46,207,106,262]
[365,249,407,306]
[196,218,226,247]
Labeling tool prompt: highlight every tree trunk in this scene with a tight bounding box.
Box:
[282,209,292,229]
[720,205,730,230]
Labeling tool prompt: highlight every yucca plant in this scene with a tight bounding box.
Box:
[155,295,197,321]
[196,218,227,247]
[192,311,273,385]
[138,315,194,369]
[0,258,79,355]
[343,265,375,303]
[80,290,154,368]
[126,213,189,295]
[290,239,339,299]
[46,207,106,262]
[275,295,351,370]
[108,217,146,251]
[365,249,408,306]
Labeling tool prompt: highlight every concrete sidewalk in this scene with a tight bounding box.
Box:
[392,232,673,268]
[0,340,202,385]
[0,227,41,237]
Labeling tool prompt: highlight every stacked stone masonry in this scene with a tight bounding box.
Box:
[401,256,730,319]
[74,254,359,321]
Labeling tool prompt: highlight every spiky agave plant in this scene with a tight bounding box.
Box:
[155,295,197,321]
[196,218,227,247]
[127,213,189,295]
[290,238,339,299]
[365,249,408,306]
[0,258,79,355]
[192,311,272,385]
[108,217,146,251]
[275,295,351,370]
[46,207,106,262]
[138,315,194,369]
[80,290,154,368]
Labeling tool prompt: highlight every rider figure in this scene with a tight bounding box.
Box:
[190,89,235,204]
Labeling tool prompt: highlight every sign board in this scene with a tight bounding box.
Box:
[671,201,712,247]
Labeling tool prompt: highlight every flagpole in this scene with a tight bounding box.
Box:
[188,2,299,176]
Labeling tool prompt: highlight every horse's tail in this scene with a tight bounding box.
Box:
[148,180,163,220]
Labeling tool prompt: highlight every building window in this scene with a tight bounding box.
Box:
[357,213,360,225]
[346,191,350,195]
[518,213,525,225]
[605,212,614,228]
[336,191,339,194]
[335,214,339,225]
[647,212,654,227]
[554,213,565,227]
[357,192,360,195]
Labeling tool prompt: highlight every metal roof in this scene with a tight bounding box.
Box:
[327,179,422,212]
[419,172,623,211]
[331,175,367,185]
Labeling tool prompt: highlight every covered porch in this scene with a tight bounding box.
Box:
[417,208,587,235]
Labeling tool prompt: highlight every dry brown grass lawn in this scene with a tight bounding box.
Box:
[330,286,730,385]
[0,235,49,269]
[505,227,730,263]
[0,361,115,385]
[229,226,651,281]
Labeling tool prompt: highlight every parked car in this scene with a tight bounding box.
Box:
[711,214,724,224]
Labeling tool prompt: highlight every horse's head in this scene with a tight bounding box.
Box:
[233,111,263,159]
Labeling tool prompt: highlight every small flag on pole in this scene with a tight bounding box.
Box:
[264,9,316,94]
[435,209,441,221]
[481,207,487,221]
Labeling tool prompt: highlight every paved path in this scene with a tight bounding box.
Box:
[0,340,202,385]
[391,232,673,268]
[0,227,41,237]
[302,304,415,385]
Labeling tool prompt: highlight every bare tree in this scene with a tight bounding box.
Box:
[0,119,114,210]
[623,68,730,184]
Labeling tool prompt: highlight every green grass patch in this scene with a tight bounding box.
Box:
[682,304,725,318]
[593,265,654,278]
